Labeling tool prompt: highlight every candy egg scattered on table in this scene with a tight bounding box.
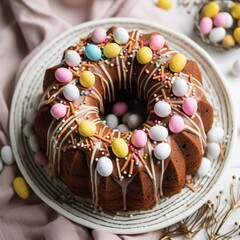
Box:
[1,145,15,165]
[232,59,240,76]
[156,0,173,10]
[13,177,30,199]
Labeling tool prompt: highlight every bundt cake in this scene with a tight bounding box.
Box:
[34,26,214,212]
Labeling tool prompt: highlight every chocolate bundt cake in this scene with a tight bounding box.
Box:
[34,26,214,212]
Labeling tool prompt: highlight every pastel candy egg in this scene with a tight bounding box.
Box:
[157,0,173,10]
[64,50,81,67]
[50,103,67,119]
[182,97,198,116]
[169,115,184,133]
[29,135,40,152]
[80,71,95,88]
[154,142,171,160]
[199,17,213,35]
[91,28,107,43]
[137,47,153,64]
[203,2,220,18]
[103,43,120,58]
[113,27,129,44]
[63,84,79,101]
[207,126,224,142]
[233,27,240,43]
[112,102,128,117]
[232,59,240,76]
[34,152,48,167]
[105,114,119,129]
[97,156,113,177]
[197,157,211,177]
[127,113,144,129]
[85,44,102,61]
[78,120,96,137]
[13,177,30,199]
[172,78,188,97]
[122,112,132,124]
[131,130,147,148]
[223,12,233,28]
[55,68,73,84]
[117,124,130,132]
[213,12,227,27]
[23,123,34,137]
[206,142,220,160]
[222,35,235,47]
[0,157,4,173]
[209,27,226,42]
[169,53,187,73]
[154,101,171,118]
[149,35,165,51]
[231,4,240,19]
[111,138,128,158]
[1,145,15,165]
[149,125,168,141]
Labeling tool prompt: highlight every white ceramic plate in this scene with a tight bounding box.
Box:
[10,18,236,234]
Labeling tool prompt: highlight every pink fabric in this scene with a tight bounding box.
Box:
[0,0,178,239]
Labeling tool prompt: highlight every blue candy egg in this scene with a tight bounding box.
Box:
[85,44,102,61]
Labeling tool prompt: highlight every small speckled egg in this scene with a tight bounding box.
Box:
[157,0,173,10]
[111,138,129,158]
[172,78,188,97]
[206,142,220,160]
[64,50,81,67]
[105,114,119,129]
[85,44,102,61]
[169,115,185,133]
[197,157,211,177]
[55,67,73,84]
[222,34,236,47]
[209,27,226,42]
[213,12,227,27]
[207,126,224,143]
[13,177,30,199]
[0,157,4,173]
[29,135,40,152]
[103,43,120,58]
[137,47,153,64]
[127,113,144,129]
[63,84,79,101]
[149,125,168,141]
[203,2,220,18]
[154,101,171,118]
[97,156,113,177]
[169,53,187,73]
[122,112,132,124]
[80,71,95,88]
[182,97,198,116]
[199,17,213,35]
[117,124,130,132]
[149,35,165,51]
[113,27,129,44]
[50,103,67,119]
[233,27,240,43]
[1,145,15,165]
[231,4,240,19]
[112,102,128,117]
[91,28,107,43]
[154,142,171,160]
[223,12,233,28]
[34,152,48,166]
[78,120,96,137]
[232,59,240,76]
[131,130,148,148]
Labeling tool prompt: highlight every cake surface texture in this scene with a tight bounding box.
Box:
[34,26,214,212]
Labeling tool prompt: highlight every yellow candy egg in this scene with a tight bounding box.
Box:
[203,2,220,18]
[111,138,128,158]
[233,27,240,43]
[222,35,235,47]
[103,43,120,58]
[13,177,30,199]
[169,53,187,73]
[137,47,153,64]
[78,120,96,137]
[231,4,240,19]
[80,71,95,88]
[157,0,173,10]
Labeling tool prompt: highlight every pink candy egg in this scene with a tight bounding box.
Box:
[50,103,67,119]
[91,28,107,44]
[55,68,73,84]
[169,115,184,133]
[34,152,48,166]
[131,130,147,148]
[149,35,165,51]
[199,17,213,35]
[213,12,227,27]
[182,97,198,116]
[112,101,128,117]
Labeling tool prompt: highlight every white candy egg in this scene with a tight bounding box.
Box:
[209,27,226,42]
[29,135,40,152]
[149,125,168,141]
[97,156,113,177]
[122,112,132,124]
[207,126,224,143]
[23,123,34,137]
[26,108,37,123]
[172,78,188,97]
[0,157,4,172]
[127,113,144,129]
[113,27,129,44]
[117,124,130,132]
[154,101,171,118]
[105,114,119,129]
[197,157,211,177]
[64,50,81,67]
[232,59,240,76]
[0,145,15,165]
[206,142,220,160]
[224,12,233,28]
[63,84,80,101]
[154,142,171,160]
